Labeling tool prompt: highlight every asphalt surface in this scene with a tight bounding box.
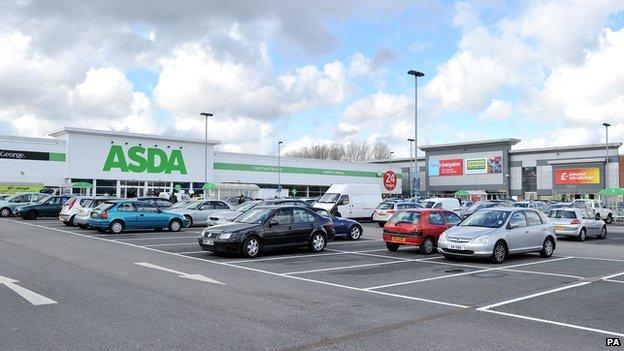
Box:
[1,217,623,350]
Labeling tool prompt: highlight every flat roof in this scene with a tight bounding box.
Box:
[510,142,622,154]
[49,127,221,145]
[419,138,521,151]
[0,134,66,146]
[368,157,426,163]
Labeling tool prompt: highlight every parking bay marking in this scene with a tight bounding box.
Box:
[0,274,57,306]
[134,262,225,285]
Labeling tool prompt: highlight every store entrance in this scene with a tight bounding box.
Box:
[120,181,143,198]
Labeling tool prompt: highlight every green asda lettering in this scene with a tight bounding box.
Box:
[103,145,187,174]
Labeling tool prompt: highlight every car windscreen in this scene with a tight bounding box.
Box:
[460,210,510,228]
[388,211,421,225]
[314,209,331,217]
[318,193,340,203]
[37,196,52,204]
[513,203,529,208]
[234,208,273,224]
[235,202,259,212]
[377,202,394,210]
[547,210,577,219]
[94,203,115,211]
[420,201,435,208]
[82,199,94,208]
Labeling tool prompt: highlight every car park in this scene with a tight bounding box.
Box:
[547,207,607,241]
[571,199,614,224]
[437,208,556,263]
[372,201,421,227]
[313,208,363,240]
[198,206,335,258]
[0,192,49,217]
[383,209,462,254]
[15,194,73,220]
[136,196,175,209]
[166,200,234,227]
[73,197,118,229]
[418,197,461,212]
[87,200,189,234]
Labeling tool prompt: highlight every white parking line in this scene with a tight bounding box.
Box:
[601,271,624,280]
[120,235,199,241]
[282,256,441,275]
[500,268,583,280]
[143,242,197,247]
[476,281,591,311]
[604,279,624,284]
[573,256,624,263]
[176,250,210,255]
[224,251,353,264]
[326,248,414,261]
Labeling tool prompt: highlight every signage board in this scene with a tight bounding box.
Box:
[465,158,487,174]
[439,159,463,176]
[554,168,600,185]
[383,170,397,191]
[428,160,440,176]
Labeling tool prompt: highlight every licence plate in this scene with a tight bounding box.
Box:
[203,239,214,245]
[555,225,564,230]
[449,245,464,250]
[391,236,406,242]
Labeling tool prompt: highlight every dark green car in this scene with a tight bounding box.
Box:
[15,195,73,220]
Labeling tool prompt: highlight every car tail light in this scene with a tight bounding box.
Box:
[67,198,77,210]
[101,210,108,220]
[570,219,581,225]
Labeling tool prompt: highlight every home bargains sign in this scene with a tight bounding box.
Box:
[554,168,600,185]
[439,159,463,176]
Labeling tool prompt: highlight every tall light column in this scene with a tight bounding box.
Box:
[277,141,283,198]
[408,70,424,196]
[408,138,415,197]
[200,112,213,198]
[603,122,611,188]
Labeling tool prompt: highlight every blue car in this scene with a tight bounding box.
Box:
[314,208,363,240]
[87,200,190,234]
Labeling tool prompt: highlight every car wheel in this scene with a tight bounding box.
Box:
[169,219,182,232]
[110,220,124,234]
[419,237,435,255]
[62,221,71,226]
[348,225,362,240]
[309,232,326,252]
[605,214,613,224]
[598,226,607,239]
[241,236,261,258]
[578,228,586,242]
[539,237,555,258]
[377,222,385,227]
[385,242,400,252]
[69,215,76,226]
[25,210,38,220]
[184,215,192,227]
[0,207,11,217]
[490,241,507,264]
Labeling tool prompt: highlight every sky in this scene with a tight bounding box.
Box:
[1,0,623,157]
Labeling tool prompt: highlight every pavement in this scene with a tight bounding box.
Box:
[1,217,623,350]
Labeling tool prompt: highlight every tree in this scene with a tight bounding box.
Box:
[285,141,390,161]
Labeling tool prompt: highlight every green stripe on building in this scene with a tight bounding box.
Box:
[214,162,397,178]
[49,152,66,162]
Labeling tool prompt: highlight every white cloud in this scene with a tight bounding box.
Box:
[70,67,134,118]
[478,99,511,121]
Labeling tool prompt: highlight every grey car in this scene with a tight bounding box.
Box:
[0,192,49,217]
[207,201,263,226]
[437,208,556,264]
[547,207,607,241]
[167,200,234,227]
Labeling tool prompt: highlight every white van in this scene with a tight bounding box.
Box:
[314,184,382,219]
[419,197,461,212]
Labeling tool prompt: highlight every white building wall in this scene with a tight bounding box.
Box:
[0,136,66,186]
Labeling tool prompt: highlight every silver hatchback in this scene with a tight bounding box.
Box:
[437,208,556,264]
[547,207,607,241]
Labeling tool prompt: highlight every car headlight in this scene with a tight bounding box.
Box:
[219,233,233,240]
[201,228,209,237]
[471,234,491,244]
[439,232,447,241]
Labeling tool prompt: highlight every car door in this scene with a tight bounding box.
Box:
[524,210,546,249]
[136,202,164,228]
[424,211,447,237]
[263,209,294,247]
[117,202,138,228]
[506,211,530,252]
[41,197,61,216]
[292,208,316,244]
[442,211,462,229]
[582,210,601,235]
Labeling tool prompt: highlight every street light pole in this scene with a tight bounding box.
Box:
[200,112,213,198]
[407,138,415,197]
[277,141,283,198]
[408,70,424,196]
[603,122,611,188]
[389,151,394,170]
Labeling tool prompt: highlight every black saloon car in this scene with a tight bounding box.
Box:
[198,206,335,258]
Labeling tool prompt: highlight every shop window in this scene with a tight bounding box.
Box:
[522,167,537,193]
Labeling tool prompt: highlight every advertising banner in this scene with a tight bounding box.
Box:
[554,168,600,185]
[487,156,502,174]
[428,160,440,176]
[465,158,487,174]
[439,159,463,176]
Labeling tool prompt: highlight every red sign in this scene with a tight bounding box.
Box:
[439,159,463,176]
[383,170,397,191]
[554,168,600,185]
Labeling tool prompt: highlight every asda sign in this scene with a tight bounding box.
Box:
[103,145,187,174]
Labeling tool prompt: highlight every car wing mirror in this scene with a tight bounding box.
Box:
[595,213,601,220]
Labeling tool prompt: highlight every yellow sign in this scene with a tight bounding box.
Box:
[0,184,44,194]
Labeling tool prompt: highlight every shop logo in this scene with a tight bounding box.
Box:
[554,168,600,185]
[383,170,397,191]
[103,145,187,174]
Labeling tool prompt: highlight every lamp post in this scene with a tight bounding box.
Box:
[277,141,283,198]
[389,151,394,170]
[603,122,611,188]
[407,70,424,196]
[407,138,415,197]
[200,112,213,198]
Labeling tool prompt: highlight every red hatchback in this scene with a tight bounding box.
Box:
[383,209,462,254]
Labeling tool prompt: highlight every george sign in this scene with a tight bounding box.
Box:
[0,149,65,162]
[554,168,600,185]
[439,159,463,176]
[465,158,487,174]
[383,170,397,191]
[103,145,187,175]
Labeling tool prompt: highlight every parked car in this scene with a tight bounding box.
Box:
[74,197,118,229]
[169,200,194,209]
[87,200,190,234]
[547,207,607,241]
[263,198,312,208]
[544,202,571,213]
[314,208,363,240]
[136,197,175,209]
[0,192,50,217]
[167,200,234,227]
[15,195,73,220]
[0,194,12,201]
[437,208,556,264]
[419,197,461,212]
[198,206,335,258]
[299,197,320,207]
[383,209,462,254]
[460,201,505,219]
[314,184,381,219]
[514,201,547,212]
[207,201,263,226]
[59,196,93,226]
[224,195,257,206]
[571,199,614,224]
[372,201,421,227]
[459,201,474,213]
